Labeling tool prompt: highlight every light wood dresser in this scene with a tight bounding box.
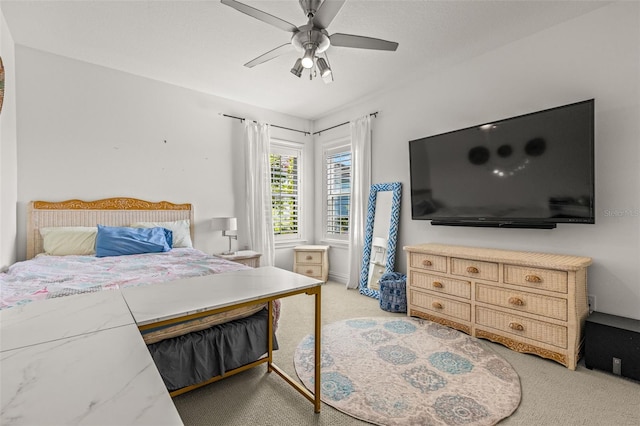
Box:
[294,245,330,282]
[404,243,592,370]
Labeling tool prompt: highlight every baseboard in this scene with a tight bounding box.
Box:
[328,271,348,284]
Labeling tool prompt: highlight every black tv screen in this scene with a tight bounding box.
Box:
[409,99,595,229]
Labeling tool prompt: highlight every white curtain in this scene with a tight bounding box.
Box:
[244,121,275,267]
[346,115,372,289]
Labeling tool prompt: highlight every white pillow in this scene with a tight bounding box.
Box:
[40,226,97,256]
[130,220,193,248]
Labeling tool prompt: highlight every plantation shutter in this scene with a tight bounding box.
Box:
[270,150,299,238]
[326,150,351,236]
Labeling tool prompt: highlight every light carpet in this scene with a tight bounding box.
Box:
[294,317,521,426]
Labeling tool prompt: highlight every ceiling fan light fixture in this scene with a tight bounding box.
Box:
[290,58,303,77]
[221,0,399,83]
[301,45,316,68]
[316,57,331,78]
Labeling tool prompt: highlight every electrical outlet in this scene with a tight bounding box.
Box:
[588,295,596,313]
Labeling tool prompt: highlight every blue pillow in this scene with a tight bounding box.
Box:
[96,225,172,257]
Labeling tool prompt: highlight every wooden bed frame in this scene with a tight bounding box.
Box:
[27,197,194,259]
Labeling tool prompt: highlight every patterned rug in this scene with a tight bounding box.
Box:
[294,317,521,425]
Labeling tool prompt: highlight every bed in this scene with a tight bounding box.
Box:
[1,197,279,395]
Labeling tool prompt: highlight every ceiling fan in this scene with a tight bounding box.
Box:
[220,0,399,83]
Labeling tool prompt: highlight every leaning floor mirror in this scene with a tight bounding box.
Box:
[359,182,402,299]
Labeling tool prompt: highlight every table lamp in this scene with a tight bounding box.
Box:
[211,217,237,254]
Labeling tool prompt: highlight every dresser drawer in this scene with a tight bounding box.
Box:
[294,265,322,278]
[410,271,471,299]
[295,251,322,264]
[476,284,568,321]
[410,290,471,322]
[409,253,447,272]
[451,258,499,281]
[476,306,567,348]
[503,265,568,293]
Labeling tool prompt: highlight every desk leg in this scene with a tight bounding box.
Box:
[314,286,322,413]
[265,287,322,413]
[267,300,273,372]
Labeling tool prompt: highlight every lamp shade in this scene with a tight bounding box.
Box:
[211,217,237,231]
[301,46,316,69]
[290,58,303,78]
[316,57,331,78]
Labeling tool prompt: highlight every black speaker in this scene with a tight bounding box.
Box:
[584,311,640,381]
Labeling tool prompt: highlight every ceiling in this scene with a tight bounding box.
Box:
[1,0,609,120]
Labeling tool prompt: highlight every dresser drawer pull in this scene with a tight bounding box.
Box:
[432,302,444,309]
[432,281,443,288]
[525,274,542,283]
[422,259,433,266]
[466,266,479,274]
[306,255,313,260]
[306,269,313,274]
[509,322,524,331]
[508,297,525,306]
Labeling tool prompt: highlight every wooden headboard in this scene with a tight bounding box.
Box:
[27,198,194,259]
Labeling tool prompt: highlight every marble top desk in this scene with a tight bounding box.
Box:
[0,290,183,425]
[1,266,323,424]
[122,266,324,411]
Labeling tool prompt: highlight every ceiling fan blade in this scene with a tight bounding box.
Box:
[244,43,294,68]
[221,0,298,33]
[312,0,346,30]
[330,33,399,51]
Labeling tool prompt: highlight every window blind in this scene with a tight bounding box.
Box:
[326,150,351,236]
[270,152,299,237]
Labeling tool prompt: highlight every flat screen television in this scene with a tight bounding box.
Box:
[408,99,595,229]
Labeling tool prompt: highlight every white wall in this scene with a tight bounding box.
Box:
[0,10,17,270]
[13,46,314,265]
[315,2,640,320]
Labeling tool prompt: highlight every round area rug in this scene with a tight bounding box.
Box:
[294,317,521,425]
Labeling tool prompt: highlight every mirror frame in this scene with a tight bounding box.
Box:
[359,182,402,298]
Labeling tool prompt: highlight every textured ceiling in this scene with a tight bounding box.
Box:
[1,0,610,119]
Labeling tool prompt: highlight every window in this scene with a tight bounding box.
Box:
[270,142,301,241]
[324,142,351,240]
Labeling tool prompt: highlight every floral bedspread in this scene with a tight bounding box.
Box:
[1,248,251,310]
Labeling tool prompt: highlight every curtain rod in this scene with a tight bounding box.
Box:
[220,113,311,136]
[312,111,379,136]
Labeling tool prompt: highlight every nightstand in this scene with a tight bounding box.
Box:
[293,245,329,282]
[218,250,261,268]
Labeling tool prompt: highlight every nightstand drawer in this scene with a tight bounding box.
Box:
[295,265,322,278]
[410,271,471,299]
[451,258,498,281]
[293,245,330,282]
[410,290,471,322]
[295,251,322,264]
[504,265,568,293]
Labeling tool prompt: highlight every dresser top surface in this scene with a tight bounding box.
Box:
[294,245,330,251]
[218,250,261,260]
[404,243,592,270]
